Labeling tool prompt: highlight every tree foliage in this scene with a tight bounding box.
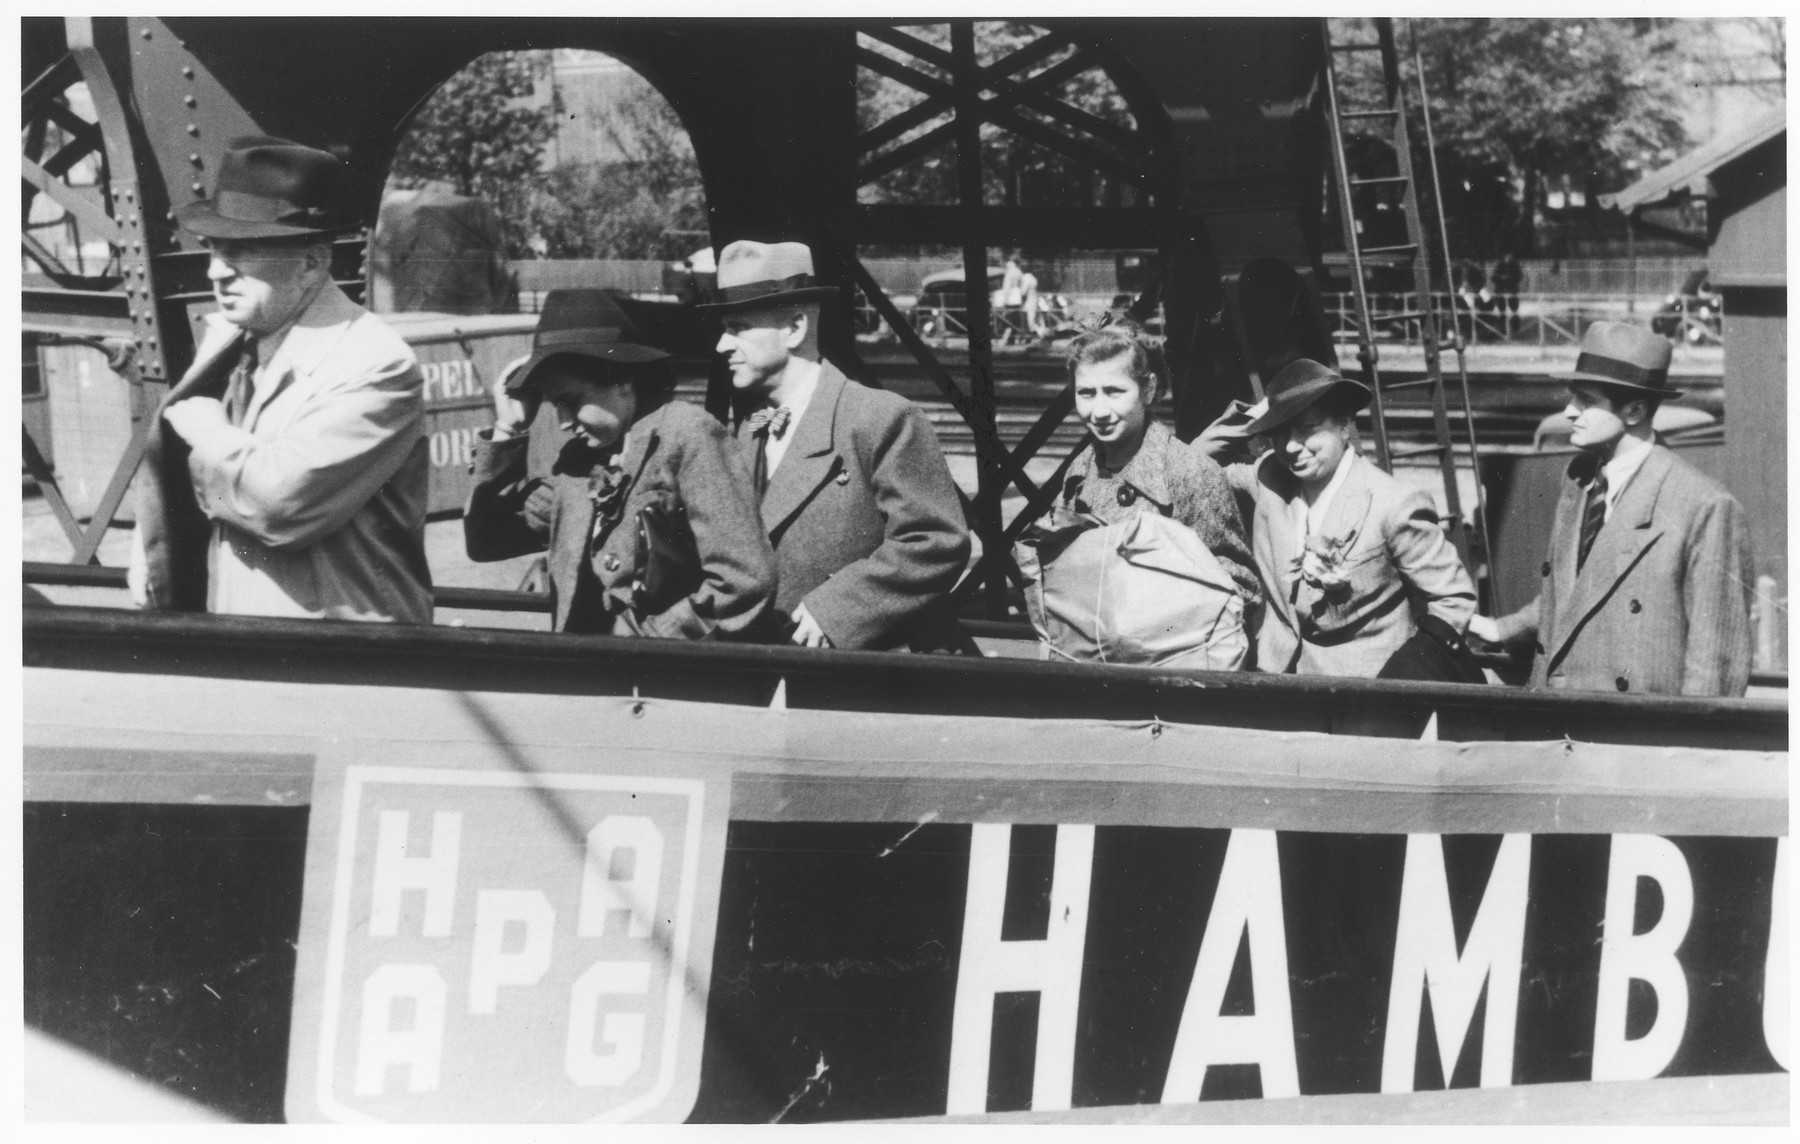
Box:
[1331,18,1691,256]
[528,73,708,260]
[389,51,556,257]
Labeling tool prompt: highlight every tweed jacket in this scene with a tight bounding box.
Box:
[131,283,433,623]
[742,361,971,650]
[1059,420,1261,608]
[465,399,776,639]
[1227,451,1477,677]
[1495,444,1752,697]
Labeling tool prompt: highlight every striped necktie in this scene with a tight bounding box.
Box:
[1577,472,1608,572]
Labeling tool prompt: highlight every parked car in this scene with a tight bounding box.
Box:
[910,266,1006,338]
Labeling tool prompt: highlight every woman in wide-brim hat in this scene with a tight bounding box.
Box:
[1200,357,1479,681]
[463,288,777,640]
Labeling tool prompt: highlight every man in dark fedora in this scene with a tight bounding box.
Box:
[1471,321,1752,695]
[701,239,970,650]
[129,135,432,623]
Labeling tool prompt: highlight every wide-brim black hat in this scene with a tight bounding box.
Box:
[1564,319,1678,397]
[1244,357,1372,437]
[695,240,839,313]
[176,135,359,240]
[506,289,671,393]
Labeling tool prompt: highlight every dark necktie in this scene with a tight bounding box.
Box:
[745,404,792,500]
[1577,472,1608,572]
[225,336,259,426]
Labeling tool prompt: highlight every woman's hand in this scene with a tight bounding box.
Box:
[1466,614,1501,646]
[490,354,539,440]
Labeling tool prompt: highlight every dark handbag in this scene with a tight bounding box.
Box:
[633,500,701,616]
[1377,613,1487,684]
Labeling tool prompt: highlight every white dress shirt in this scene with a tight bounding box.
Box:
[1597,436,1653,520]
[764,358,821,476]
[1303,449,1360,537]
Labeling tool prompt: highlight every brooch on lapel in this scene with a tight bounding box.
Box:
[587,463,632,531]
[1290,529,1358,602]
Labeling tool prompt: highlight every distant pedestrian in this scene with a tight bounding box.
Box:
[1491,252,1523,338]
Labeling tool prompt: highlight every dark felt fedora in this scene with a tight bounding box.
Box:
[506,289,670,393]
[176,135,357,240]
[1565,320,1676,397]
[695,240,839,313]
[1244,357,1372,437]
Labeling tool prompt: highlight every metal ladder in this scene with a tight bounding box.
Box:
[1320,17,1490,579]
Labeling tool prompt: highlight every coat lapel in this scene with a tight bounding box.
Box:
[549,478,597,630]
[1314,454,1372,551]
[244,283,358,430]
[1254,454,1304,634]
[760,363,846,534]
[1547,446,1671,671]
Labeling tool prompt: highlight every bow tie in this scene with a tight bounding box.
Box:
[745,404,792,439]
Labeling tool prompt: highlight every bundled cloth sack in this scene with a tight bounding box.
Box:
[1015,505,1247,670]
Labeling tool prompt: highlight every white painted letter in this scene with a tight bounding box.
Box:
[1592,834,1693,1081]
[468,890,556,1014]
[946,823,1094,1114]
[355,964,447,1095]
[579,816,664,939]
[1765,837,1787,1070]
[565,960,653,1087]
[1381,834,1530,1091]
[369,810,462,938]
[1162,829,1299,1102]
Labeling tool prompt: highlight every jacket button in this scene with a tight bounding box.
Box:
[1541,561,1551,577]
[602,554,621,573]
[1117,485,1137,507]
[1616,677,1629,692]
[1629,599,1642,614]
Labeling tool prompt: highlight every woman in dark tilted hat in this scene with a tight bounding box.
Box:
[1202,357,1479,680]
[463,289,776,638]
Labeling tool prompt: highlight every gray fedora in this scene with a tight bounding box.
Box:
[695,240,839,313]
[1566,320,1677,397]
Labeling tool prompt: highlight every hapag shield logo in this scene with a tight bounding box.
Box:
[289,762,726,1122]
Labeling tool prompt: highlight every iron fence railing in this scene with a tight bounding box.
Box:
[1319,292,1723,351]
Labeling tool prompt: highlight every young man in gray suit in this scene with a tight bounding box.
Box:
[1470,322,1753,696]
[701,240,971,651]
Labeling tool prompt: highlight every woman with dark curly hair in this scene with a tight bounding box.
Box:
[464,288,776,639]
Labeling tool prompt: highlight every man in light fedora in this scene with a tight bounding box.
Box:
[130,135,432,622]
[701,239,970,650]
[1214,358,1478,678]
[1471,321,1752,696]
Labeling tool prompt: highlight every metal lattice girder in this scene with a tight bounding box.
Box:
[855,28,1150,191]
